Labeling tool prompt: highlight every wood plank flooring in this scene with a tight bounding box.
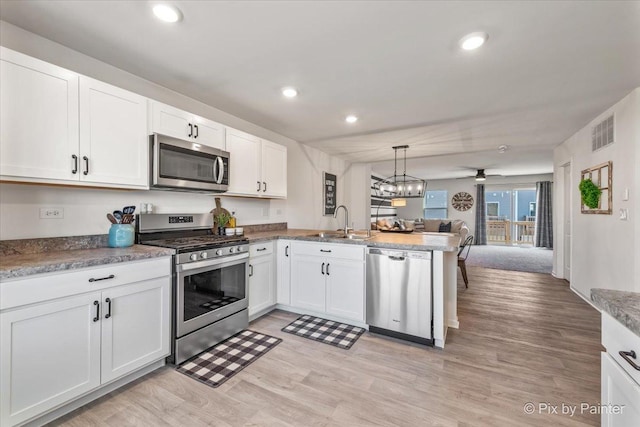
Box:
[50,267,601,426]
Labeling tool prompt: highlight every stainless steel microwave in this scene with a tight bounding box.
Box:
[150,133,229,192]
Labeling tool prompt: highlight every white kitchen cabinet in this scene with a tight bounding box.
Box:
[150,101,225,150]
[248,242,276,319]
[0,258,171,427]
[0,293,101,427]
[276,240,292,305]
[0,47,79,181]
[79,76,148,187]
[600,311,640,427]
[226,127,287,198]
[100,277,170,383]
[290,242,365,322]
[0,47,149,189]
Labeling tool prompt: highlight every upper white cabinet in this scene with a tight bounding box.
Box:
[0,47,79,181]
[79,77,148,187]
[226,127,287,198]
[0,47,149,189]
[150,101,225,150]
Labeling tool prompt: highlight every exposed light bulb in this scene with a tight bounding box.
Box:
[153,4,182,23]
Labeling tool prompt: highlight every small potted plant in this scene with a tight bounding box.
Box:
[215,212,231,235]
[579,178,601,209]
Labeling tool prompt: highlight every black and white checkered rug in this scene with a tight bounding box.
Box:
[176,330,281,388]
[281,315,365,349]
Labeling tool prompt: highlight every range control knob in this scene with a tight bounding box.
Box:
[229,247,236,254]
[201,252,208,259]
[216,249,223,256]
[237,246,244,252]
[189,253,198,261]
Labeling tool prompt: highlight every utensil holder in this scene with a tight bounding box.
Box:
[108,224,134,248]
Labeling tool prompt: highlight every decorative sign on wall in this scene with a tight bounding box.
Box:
[452,191,474,211]
[323,172,337,216]
[580,161,612,215]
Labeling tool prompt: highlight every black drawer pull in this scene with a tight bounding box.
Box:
[619,350,640,371]
[320,249,332,253]
[257,247,267,252]
[104,298,112,319]
[89,274,115,283]
[93,300,100,322]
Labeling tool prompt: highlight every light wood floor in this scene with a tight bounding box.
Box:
[51,267,601,426]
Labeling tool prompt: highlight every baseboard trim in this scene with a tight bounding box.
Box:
[569,286,601,312]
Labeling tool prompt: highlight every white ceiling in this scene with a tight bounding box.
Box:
[1,1,639,177]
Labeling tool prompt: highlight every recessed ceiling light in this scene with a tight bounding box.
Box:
[345,115,358,123]
[281,87,298,98]
[459,32,488,50]
[153,4,182,23]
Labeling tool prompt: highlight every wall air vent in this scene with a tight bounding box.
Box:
[591,114,614,152]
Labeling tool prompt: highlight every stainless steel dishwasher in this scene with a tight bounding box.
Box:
[366,248,433,345]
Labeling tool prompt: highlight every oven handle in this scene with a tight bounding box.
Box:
[177,253,248,273]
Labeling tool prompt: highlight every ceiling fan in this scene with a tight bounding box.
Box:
[457,167,503,181]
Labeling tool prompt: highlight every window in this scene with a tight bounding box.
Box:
[424,190,448,219]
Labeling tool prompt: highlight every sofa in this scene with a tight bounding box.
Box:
[415,219,470,241]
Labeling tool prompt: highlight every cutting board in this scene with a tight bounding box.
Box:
[210,197,230,227]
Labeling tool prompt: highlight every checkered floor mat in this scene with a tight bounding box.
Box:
[281,315,365,349]
[176,330,281,388]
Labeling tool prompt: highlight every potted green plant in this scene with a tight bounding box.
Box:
[579,178,602,209]
[215,212,231,235]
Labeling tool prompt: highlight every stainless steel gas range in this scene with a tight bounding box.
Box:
[136,213,249,364]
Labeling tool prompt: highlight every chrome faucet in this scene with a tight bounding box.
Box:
[334,205,349,235]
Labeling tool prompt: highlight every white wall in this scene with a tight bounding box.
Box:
[395,173,554,234]
[553,88,639,298]
[0,21,359,239]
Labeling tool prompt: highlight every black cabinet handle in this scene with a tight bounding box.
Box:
[83,156,89,175]
[619,350,640,371]
[104,298,112,319]
[321,262,325,275]
[263,181,267,192]
[257,181,261,192]
[320,249,332,253]
[194,124,199,138]
[71,154,78,174]
[285,246,289,257]
[93,301,100,322]
[188,123,193,138]
[249,264,253,277]
[257,247,267,252]
[326,263,330,276]
[89,274,115,283]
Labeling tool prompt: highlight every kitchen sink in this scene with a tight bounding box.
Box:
[314,232,372,240]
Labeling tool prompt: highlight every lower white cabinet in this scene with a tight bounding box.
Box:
[290,242,365,322]
[248,242,276,318]
[0,259,171,427]
[276,240,292,305]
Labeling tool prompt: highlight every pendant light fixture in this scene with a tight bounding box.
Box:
[374,145,427,205]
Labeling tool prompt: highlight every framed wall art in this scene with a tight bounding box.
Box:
[580,161,612,214]
[323,172,337,216]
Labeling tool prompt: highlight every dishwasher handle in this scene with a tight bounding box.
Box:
[388,255,405,261]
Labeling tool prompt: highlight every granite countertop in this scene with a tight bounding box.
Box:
[0,245,175,281]
[591,288,640,338]
[245,229,461,252]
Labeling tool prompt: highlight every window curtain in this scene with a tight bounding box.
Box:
[475,184,487,245]
[534,181,553,248]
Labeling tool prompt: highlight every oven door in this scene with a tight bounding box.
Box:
[151,133,229,192]
[176,253,248,337]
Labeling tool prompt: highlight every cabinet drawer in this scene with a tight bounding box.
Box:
[1,257,171,311]
[292,241,365,261]
[603,312,640,385]
[250,241,274,257]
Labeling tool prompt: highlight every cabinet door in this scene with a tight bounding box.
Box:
[79,77,148,188]
[0,293,101,427]
[261,140,287,198]
[150,101,193,141]
[276,240,292,305]
[226,128,261,196]
[249,254,276,317]
[290,255,326,313]
[0,47,79,181]
[325,259,365,322]
[601,352,640,427]
[192,115,225,150]
[101,277,170,384]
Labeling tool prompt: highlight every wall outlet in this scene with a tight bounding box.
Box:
[40,208,64,219]
[619,208,628,221]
